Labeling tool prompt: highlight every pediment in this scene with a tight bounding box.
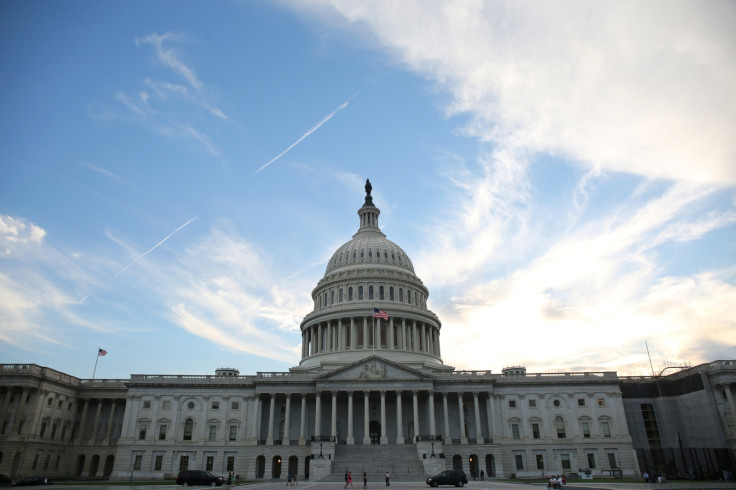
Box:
[316,356,431,381]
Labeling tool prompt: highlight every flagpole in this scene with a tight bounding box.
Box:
[92,350,100,380]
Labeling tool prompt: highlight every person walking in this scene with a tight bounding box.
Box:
[286,472,292,486]
[347,471,353,488]
[363,472,367,489]
[385,472,389,486]
[344,470,349,488]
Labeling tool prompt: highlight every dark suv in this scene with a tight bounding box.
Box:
[426,470,468,487]
[176,470,224,486]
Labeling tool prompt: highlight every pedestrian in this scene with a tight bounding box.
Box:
[363,472,367,489]
[385,471,389,486]
[345,470,349,488]
[227,472,233,488]
[480,469,484,480]
[286,472,292,486]
[347,471,353,488]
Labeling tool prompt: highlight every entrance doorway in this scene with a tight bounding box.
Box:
[369,421,381,445]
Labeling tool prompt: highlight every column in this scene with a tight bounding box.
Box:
[347,392,354,445]
[77,398,90,441]
[428,391,436,438]
[485,393,494,443]
[339,319,345,350]
[105,400,117,442]
[282,394,291,445]
[363,318,368,349]
[11,388,29,434]
[380,391,387,444]
[400,319,406,350]
[473,392,484,444]
[412,391,419,444]
[363,391,370,444]
[331,392,337,441]
[413,322,418,351]
[0,389,12,434]
[266,395,275,445]
[396,391,404,444]
[91,398,103,442]
[314,392,322,440]
[350,318,355,349]
[442,393,451,444]
[298,394,307,446]
[388,318,394,349]
[457,393,468,444]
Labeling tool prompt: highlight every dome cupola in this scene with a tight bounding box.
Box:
[295,180,444,372]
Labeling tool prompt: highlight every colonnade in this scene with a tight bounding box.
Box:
[252,389,491,446]
[301,316,440,359]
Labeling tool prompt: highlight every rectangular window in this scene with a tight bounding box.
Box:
[50,423,58,439]
[206,456,214,471]
[44,455,50,470]
[58,399,63,409]
[578,398,586,407]
[40,422,47,438]
[134,454,142,471]
[159,424,168,440]
[47,397,53,406]
[179,456,189,472]
[582,422,591,438]
[561,454,571,470]
[32,454,39,470]
[231,401,239,410]
[532,423,540,439]
[511,423,520,439]
[515,454,524,470]
[209,425,217,441]
[227,456,235,472]
[587,453,596,468]
[597,397,606,407]
[212,401,220,410]
[602,421,611,437]
[139,424,148,440]
[536,454,544,470]
[229,425,237,441]
[154,455,163,471]
[162,400,171,410]
[143,400,151,409]
[509,400,516,408]
[528,399,536,408]
[607,452,617,468]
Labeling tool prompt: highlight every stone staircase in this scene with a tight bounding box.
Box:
[322,444,427,482]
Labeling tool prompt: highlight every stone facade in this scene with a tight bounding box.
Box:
[1,184,734,481]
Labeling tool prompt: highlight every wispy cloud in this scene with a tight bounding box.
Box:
[255,93,358,174]
[74,159,132,187]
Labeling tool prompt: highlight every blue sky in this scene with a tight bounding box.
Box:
[1,0,734,380]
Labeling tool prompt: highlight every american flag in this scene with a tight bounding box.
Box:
[373,307,388,320]
[98,348,108,356]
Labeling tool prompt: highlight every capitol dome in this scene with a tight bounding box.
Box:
[295,180,445,372]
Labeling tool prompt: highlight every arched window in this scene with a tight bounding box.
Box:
[360,249,364,258]
[399,288,404,302]
[348,287,353,301]
[324,293,327,307]
[407,288,411,304]
[368,249,372,258]
[379,286,384,300]
[369,286,374,300]
[339,289,344,302]
[390,287,394,301]
[555,416,566,438]
[183,419,194,441]
[358,286,364,300]
[331,290,335,305]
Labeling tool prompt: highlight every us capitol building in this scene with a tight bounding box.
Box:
[1,182,735,482]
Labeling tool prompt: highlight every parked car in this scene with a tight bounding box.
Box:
[426,469,468,487]
[176,470,224,486]
[0,475,12,487]
[13,477,52,486]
